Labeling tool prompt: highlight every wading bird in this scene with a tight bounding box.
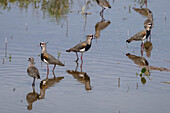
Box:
[27,57,40,86]
[66,34,94,62]
[40,42,64,77]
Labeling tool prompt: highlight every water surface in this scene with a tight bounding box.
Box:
[0,0,170,113]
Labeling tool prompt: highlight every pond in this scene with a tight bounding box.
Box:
[0,0,170,113]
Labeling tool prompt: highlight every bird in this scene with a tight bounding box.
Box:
[27,57,40,86]
[95,19,111,38]
[96,0,111,16]
[66,62,91,91]
[40,42,64,77]
[133,7,154,29]
[66,34,94,62]
[39,77,64,99]
[26,85,39,111]
[126,22,152,49]
[133,7,153,19]
[144,41,153,58]
[144,18,153,29]
[126,53,149,66]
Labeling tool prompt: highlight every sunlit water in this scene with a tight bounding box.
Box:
[0,0,170,113]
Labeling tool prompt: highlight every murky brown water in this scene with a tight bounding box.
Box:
[0,0,170,113]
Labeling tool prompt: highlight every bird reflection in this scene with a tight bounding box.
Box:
[26,86,39,111]
[126,53,150,84]
[95,18,111,39]
[39,76,64,99]
[140,0,147,8]
[126,53,149,66]
[126,22,152,52]
[133,7,153,19]
[133,7,153,29]
[143,40,153,58]
[66,34,94,62]
[66,62,91,91]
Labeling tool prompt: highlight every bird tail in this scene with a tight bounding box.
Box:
[58,61,65,66]
[37,74,40,79]
[126,39,131,43]
[66,49,71,52]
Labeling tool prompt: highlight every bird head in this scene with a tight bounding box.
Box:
[28,57,35,64]
[40,42,47,47]
[85,34,94,40]
[147,23,153,30]
[39,42,48,49]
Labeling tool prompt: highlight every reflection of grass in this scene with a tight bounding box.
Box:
[44,0,70,23]
[0,0,72,24]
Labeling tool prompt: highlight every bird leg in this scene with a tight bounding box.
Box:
[81,53,83,63]
[32,78,35,86]
[140,0,147,8]
[141,49,143,56]
[80,60,83,72]
[145,0,147,8]
[46,64,49,78]
[52,65,56,77]
[149,31,151,41]
[100,8,105,17]
[32,85,35,93]
[75,62,79,71]
[141,42,144,52]
[75,52,79,62]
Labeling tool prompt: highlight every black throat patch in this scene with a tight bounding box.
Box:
[85,44,91,51]
[146,30,151,39]
[41,53,44,61]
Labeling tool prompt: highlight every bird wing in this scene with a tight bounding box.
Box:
[69,41,87,52]
[27,66,40,78]
[43,53,64,66]
[130,30,146,41]
[98,0,111,9]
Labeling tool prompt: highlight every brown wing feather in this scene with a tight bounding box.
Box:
[126,30,146,43]
[66,41,87,52]
[43,53,64,66]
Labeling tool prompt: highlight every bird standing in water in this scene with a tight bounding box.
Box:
[126,22,153,50]
[96,0,111,16]
[40,42,64,77]
[66,34,94,62]
[27,57,40,86]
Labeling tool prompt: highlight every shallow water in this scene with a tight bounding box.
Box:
[0,0,170,113]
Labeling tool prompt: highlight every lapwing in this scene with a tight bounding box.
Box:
[39,77,64,99]
[96,0,111,16]
[126,22,152,49]
[95,19,111,38]
[126,53,149,66]
[66,34,94,62]
[133,7,153,19]
[40,42,64,77]
[27,57,40,86]
[26,85,39,110]
[66,62,91,91]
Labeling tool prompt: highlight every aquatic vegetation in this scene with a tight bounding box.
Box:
[137,67,151,84]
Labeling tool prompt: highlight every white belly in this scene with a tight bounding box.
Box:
[43,59,49,64]
[79,48,85,52]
